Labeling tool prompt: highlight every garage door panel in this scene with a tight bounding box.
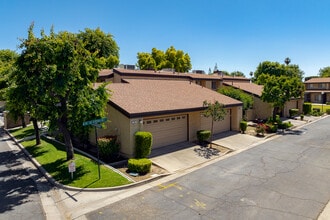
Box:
[143,114,187,149]
[201,113,230,134]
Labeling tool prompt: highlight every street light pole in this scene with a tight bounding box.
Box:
[321,91,324,113]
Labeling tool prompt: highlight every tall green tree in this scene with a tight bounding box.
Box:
[202,100,227,147]
[77,27,119,69]
[137,52,156,70]
[254,61,304,83]
[259,74,304,120]
[230,71,245,77]
[0,49,18,100]
[137,46,192,72]
[318,66,330,77]
[284,57,291,65]
[7,24,113,160]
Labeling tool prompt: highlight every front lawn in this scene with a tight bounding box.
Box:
[10,126,132,188]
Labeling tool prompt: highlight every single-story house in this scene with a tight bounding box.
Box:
[91,79,243,158]
[223,81,303,120]
[304,77,330,104]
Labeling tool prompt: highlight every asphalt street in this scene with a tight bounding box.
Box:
[0,129,46,220]
[86,116,330,220]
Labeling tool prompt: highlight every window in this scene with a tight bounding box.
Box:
[315,94,322,102]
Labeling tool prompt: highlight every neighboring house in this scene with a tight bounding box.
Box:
[91,79,243,158]
[304,77,330,104]
[222,82,272,120]
[223,82,303,120]
[97,68,250,91]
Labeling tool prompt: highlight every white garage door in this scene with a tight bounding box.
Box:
[201,111,231,134]
[143,114,188,149]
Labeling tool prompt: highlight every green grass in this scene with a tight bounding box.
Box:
[9,125,36,140]
[10,126,132,188]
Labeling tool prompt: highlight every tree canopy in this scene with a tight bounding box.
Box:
[230,71,245,77]
[0,49,18,100]
[259,74,305,119]
[7,24,115,160]
[218,86,253,110]
[254,60,304,83]
[202,100,227,147]
[253,60,305,120]
[137,46,192,72]
[318,66,330,77]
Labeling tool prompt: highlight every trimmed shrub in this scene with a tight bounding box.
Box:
[267,115,281,125]
[127,158,152,174]
[135,131,152,158]
[312,109,322,116]
[289,108,299,117]
[240,121,247,134]
[326,109,330,115]
[197,130,211,143]
[97,136,120,160]
[278,121,292,129]
[303,103,312,115]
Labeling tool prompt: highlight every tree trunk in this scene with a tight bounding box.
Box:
[58,117,74,161]
[273,106,279,121]
[21,114,26,128]
[31,117,41,145]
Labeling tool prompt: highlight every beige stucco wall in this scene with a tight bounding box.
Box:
[188,111,201,141]
[92,104,242,158]
[89,105,142,158]
[230,106,242,131]
[244,109,254,121]
[253,96,273,120]
[283,99,303,117]
[3,111,30,129]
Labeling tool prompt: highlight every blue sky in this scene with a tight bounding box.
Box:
[1,0,329,77]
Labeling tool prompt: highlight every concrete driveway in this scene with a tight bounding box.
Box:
[150,131,264,173]
[150,116,317,173]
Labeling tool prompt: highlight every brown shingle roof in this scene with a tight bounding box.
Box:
[223,82,263,97]
[111,68,249,81]
[304,77,330,83]
[105,79,242,118]
[99,69,113,77]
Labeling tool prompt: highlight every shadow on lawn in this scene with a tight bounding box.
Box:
[43,158,89,185]
[9,127,35,140]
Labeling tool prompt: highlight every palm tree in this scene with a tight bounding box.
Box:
[284,57,291,65]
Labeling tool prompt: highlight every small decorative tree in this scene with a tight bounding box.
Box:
[202,100,227,147]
